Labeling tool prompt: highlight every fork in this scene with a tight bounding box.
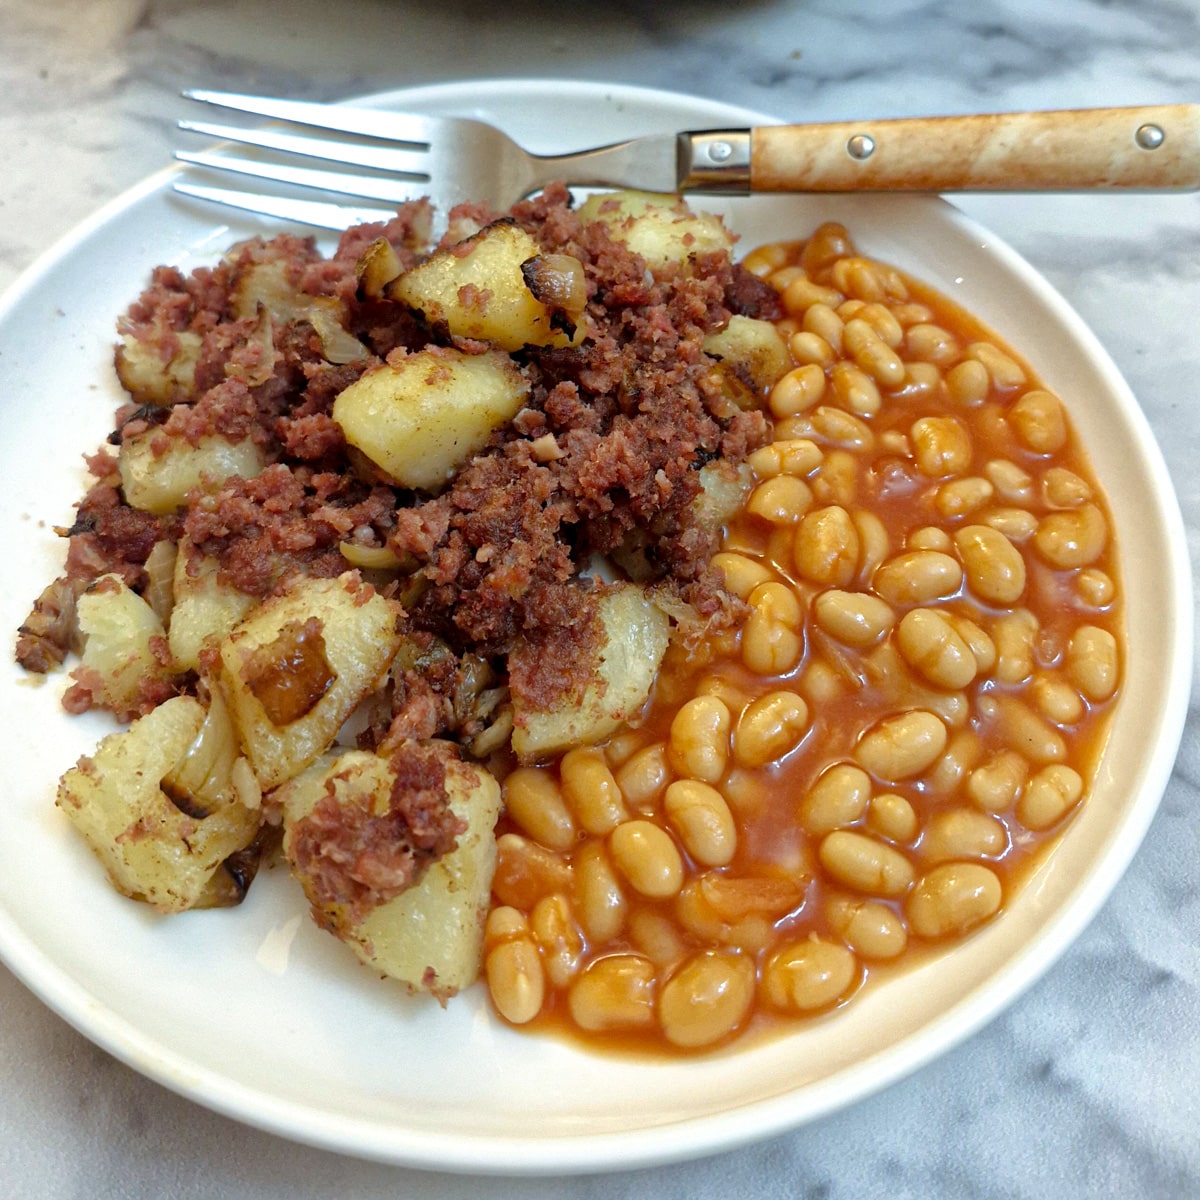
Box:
[174,90,1200,230]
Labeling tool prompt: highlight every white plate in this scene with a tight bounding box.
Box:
[0,79,1190,1176]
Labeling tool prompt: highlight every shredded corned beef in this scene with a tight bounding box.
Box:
[18,184,773,728]
[288,740,465,927]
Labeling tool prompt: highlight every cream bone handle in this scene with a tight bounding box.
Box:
[686,105,1200,191]
[754,104,1200,191]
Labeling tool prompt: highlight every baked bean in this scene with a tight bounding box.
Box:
[1034,503,1108,569]
[912,415,972,477]
[560,746,628,836]
[921,808,1008,862]
[610,820,684,898]
[891,302,934,326]
[966,342,1026,390]
[1066,624,1120,701]
[982,506,1038,542]
[486,935,545,1025]
[664,780,737,867]
[836,298,866,321]
[907,863,1002,939]
[503,766,577,851]
[907,526,953,553]
[794,507,859,587]
[844,317,906,387]
[830,362,882,417]
[781,273,844,314]
[658,950,756,1048]
[800,762,872,836]
[485,905,530,942]
[628,909,688,964]
[936,476,994,519]
[803,302,845,352]
[762,937,858,1012]
[746,475,814,524]
[810,406,874,451]
[769,363,827,417]
[676,874,802,951]
[896,608,978,689]
[747,436,822,479]
[945,613,997,673]
[954,524,1027,605]
[866,792,919,842]
[906,322,960,366]
[789,330,837,368]
[695,675,752,714]
[493,833,572,909]
[742,242,793,279]
[993,609,1038,684]
[573,842,628,943]
[853,510,891,581]
[872,550,963,605]
[733,690,811,768]
[802,222,855,275]
[826,895,908,959]
[530,893,585,988]
[1032,674,1086,725]
[1042,467,1092,509]
[800,659,845,704]
[929,728,984,792]
[1017,764,1085,831]
[814,589,896,647]
[668,695,732,783]
[857,302,905,348]
[1009,389,1067,453]
[856,710,947,781]
[966,751,1028,813]
[615,742,672,814]
[895,361,943,402]
[981,694,1066,763]
[711,551,776,601]
[768,265,806,293]
[568,954,656,1032]
[810,449,858,506]
[833,255,907,302]
[984,459,1035,504]
[946,358,991,406]
[1077,568,1116,608]
[819,830,915,896]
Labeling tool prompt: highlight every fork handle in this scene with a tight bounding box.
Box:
[722,105,1200,192]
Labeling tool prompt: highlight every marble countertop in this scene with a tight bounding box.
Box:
[1,1,1197,1196]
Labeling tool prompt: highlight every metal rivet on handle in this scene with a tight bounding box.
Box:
[847,134,876,161]
[1135,123,1165,150]
[707,140,734,163]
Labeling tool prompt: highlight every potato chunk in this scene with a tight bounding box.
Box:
[704,314,792,405]
[511,584,671,761]
[168,539,257,673]
[57,695,261,912]
[218,573,403,789]
[578,190,734,266]
[278,747,502,998]
[119,430,265,515]
[76,574,176,716]
[332,346,528,492]
[388,219,583,351]
[115,331,203,406]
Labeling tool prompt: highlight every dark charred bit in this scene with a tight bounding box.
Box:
[244,617,337,726]
[161,777,211,820]
[199,826,278,908]
[15,577,83,672]
[107,403,169,446]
